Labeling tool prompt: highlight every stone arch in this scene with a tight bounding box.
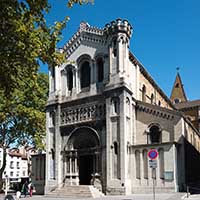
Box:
[135,150,141,179]
[146,123,162,144]
[142,149,148,179]
[64,126,101,185]
[77,54,92,65]
[65,126,100,150]
[77,54,92,90]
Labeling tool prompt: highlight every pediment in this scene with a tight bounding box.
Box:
[63,22,107,59]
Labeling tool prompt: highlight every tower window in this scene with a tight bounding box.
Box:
[175,83,179,88]
[174,98,180,104]
[111,97,120,115]
[113,141,118,155]
[97,58,104,82]
[67,68,73,91]
[80,61,90,89]
[112,38,117,57]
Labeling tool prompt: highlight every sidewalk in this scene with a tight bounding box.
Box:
[186,194,200,199]
[0,192,187,200]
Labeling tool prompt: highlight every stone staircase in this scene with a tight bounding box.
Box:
[46,185,104,198]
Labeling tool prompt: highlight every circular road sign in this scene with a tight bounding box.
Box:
[148,149,158,160]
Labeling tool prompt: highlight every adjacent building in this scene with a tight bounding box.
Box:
[45,19,200,195]
[31,153,46,194]
[1,148,29,190]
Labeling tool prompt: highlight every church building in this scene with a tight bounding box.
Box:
[45,19,200,196]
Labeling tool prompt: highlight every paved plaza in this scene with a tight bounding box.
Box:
[0,193,194,200]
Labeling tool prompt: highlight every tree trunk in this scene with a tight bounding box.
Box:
[0,147,7,192]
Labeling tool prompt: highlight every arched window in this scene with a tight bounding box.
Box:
[111,97,120,115]
[135,150,141,179]
[143,149,148,179]
[126,97,130,117]
[97,58,104,82]
[112,38,117,57]
[158,100,161,106]
[158,148,164,179]
[113,141,118,155]
[50,67,55,92]
[49,111,55,127]
[149,125,161,144]
[142,85,146,102]
[175,83,179,88]
[67,68,73,91]
[151,94,154,104]
[174,98,180,104]
[80,61,90,89]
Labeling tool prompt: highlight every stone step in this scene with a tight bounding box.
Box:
[46,185,94,198]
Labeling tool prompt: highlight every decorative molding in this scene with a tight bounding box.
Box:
[60,102,106,126]
[62,22,106,59]
[136,104,175,121]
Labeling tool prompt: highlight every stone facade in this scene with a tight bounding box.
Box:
[45,19,200,195]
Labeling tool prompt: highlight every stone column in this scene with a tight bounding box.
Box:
[95,151,100,174]
[90,59,96,93]
[55,104,62,186]
[173,144,178,192]
[63,154,66,181]
[72,68,76,95]
[69,152,72,185]
[75,151,79,185]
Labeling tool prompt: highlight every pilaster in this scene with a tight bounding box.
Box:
[55,104,62,186]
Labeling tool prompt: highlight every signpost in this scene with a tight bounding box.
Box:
[148,149,158,200]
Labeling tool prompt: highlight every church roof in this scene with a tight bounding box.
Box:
[63,22,105,58]
[129,52,175,109]
[170,72,187,103]
[175,99,200,109]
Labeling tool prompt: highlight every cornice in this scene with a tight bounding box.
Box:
[136,100,180,121]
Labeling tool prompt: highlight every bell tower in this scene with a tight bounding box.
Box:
[104,19,133,83]
[170,72,187,104]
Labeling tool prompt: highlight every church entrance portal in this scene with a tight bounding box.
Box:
[79,155,93,185]
[64,127,100,185]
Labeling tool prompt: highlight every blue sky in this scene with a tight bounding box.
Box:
[40,0,200,100]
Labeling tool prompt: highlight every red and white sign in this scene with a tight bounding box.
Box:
[148,149,158,160]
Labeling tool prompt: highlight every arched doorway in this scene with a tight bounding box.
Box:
[64,127,100,185]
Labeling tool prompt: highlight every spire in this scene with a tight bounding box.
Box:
[170,70,187,104]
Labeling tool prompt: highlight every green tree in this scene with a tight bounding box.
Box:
[0,0,93,190]
[0,73,48,189]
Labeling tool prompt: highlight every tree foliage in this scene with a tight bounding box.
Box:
[0,72,48,189]
[0,0,93,190]
[0,0,68,95]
